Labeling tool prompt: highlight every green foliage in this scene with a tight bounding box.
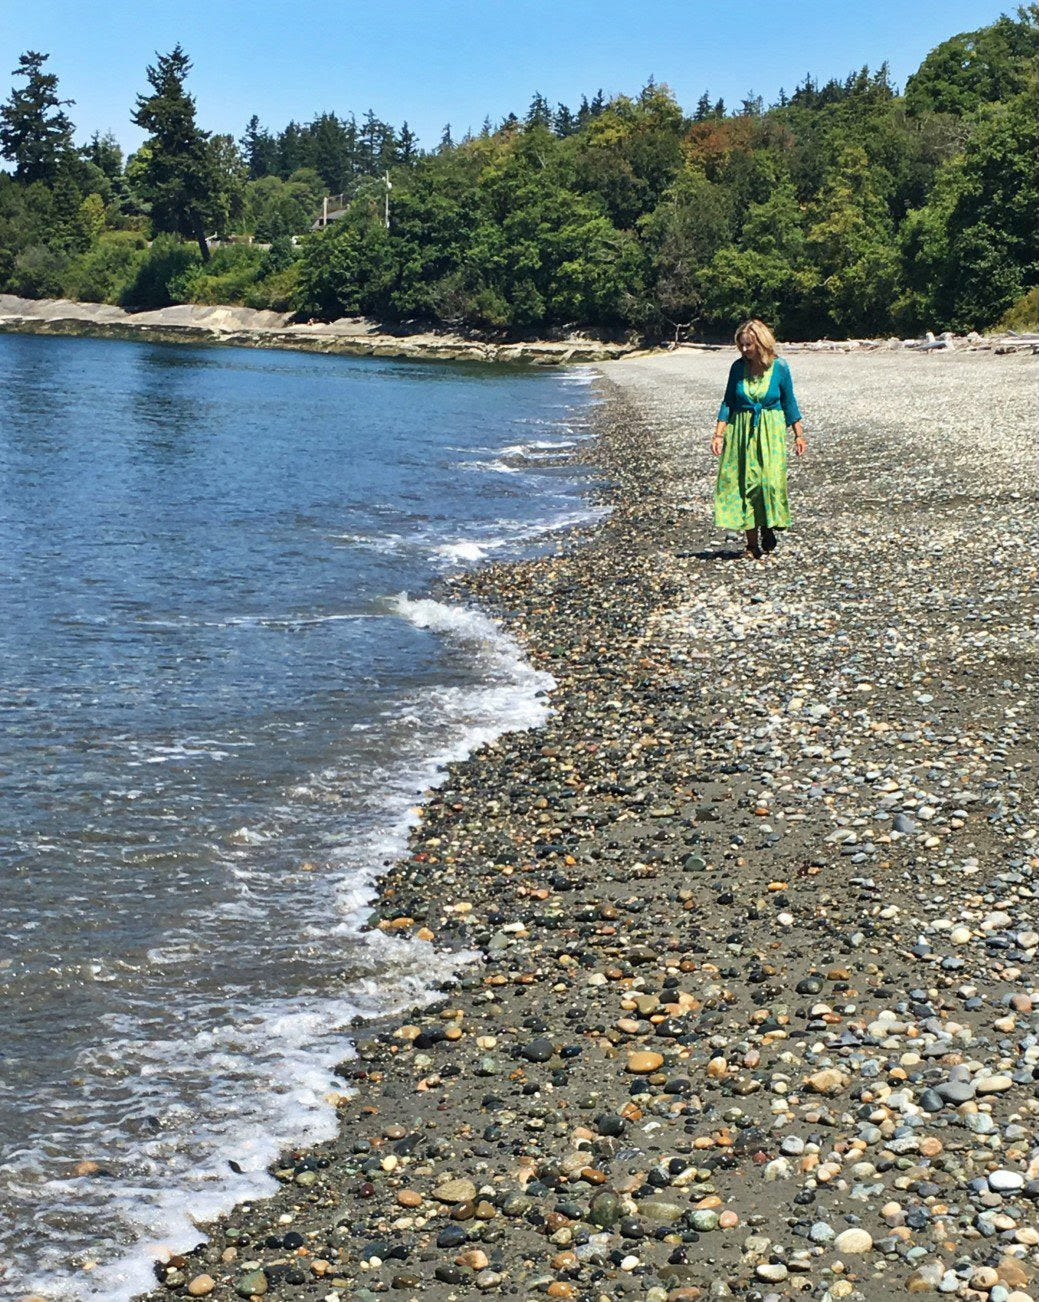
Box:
[898,80,1039,330]
[1,13,1035,337]
[993,285,1038,331]
[168,242,266,305]
[295,212,395,317]
[8,242,68,297]
[79,192,106,242]
[904,8,1037,115]
[243,260,300,312]
[243,172,320,239]
[571,88,685,229]
[131,46,223,260]
[639,167,733,325]
[119,232,200,307]
[61,230,145,302]
[0,51,75,184]
[805,146,900,334]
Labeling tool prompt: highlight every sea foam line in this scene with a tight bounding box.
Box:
[10,599,556,1302]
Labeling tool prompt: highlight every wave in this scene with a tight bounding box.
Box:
[5,598,555,1302]
[454,457,524,475]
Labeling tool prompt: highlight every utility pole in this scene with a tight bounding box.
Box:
[384,171,391,229]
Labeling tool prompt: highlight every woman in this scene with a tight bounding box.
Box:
[711,319,807,559]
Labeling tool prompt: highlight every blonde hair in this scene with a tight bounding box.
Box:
[735,319,778,364]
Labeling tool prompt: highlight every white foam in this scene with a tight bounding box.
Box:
[455,458,523,475]
[7,596,557,1302]
[12,942,472,1302]
[332,530,406,554]
[436,540,489,563]
[498,439,577,459]
[432,504,608,572]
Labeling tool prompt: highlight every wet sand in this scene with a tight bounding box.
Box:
[136,347,1037,1302]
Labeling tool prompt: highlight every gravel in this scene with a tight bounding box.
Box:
[138,346,1037,1302]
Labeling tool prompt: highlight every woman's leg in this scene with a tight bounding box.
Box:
[744,528,761,558]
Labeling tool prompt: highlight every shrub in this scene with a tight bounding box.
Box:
[993,286,1038,332]
[61,231,146,303]
[8,244,69,298]
[119,234,201,308]
[243,262,300,312]
[169,244,266,305]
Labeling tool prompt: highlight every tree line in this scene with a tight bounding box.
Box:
[1,10,1035,338]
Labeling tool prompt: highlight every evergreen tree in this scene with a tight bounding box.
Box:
[277,121,305,176]
[0,51,75,184]
[397,121,419,163]
[310,112,355,191]
[553,103,576,137]
[438,123,454,153]
[525,92,552,129]
[240,115,278,179]
[132,45,218,261]
[82,130,123,182]
[359,109,395,174]
[693,92,713,122]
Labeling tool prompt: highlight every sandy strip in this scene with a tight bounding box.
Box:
[134,347,1037,1302]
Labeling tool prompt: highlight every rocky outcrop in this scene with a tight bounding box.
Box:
[0,295,634,365]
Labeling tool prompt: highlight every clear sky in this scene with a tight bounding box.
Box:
[0,0,1019,156]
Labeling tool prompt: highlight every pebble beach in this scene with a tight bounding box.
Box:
[135,346,1037,1302]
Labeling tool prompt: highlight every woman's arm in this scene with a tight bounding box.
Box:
[779,361,807,456]
[778,359,802,425]
[712,362,739,455]
[716,360,740,423]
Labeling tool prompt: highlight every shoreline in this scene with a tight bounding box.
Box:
[3,294,1036,369]
[66,346,1039,1302]
[0,295,634,366]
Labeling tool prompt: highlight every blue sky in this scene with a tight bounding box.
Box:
[0,0,1019,156]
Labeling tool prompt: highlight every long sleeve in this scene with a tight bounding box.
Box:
[778,359,802,425]
[717,360,741,422]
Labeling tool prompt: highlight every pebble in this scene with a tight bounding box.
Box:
[626,1051,664,1074]
[975,1075,1014,1094]
[756,1263,789,1282]
[234,1270,267,1297]
[138,349,1039,1302]
[988,1171,1025,1193]
[833,1229,874,1254]
[433,1178,477,1203]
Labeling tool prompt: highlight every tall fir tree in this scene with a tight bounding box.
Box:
[132,45,217,261]
[397,121,419,163]
[0,51,75,184]
[240,115,278,179]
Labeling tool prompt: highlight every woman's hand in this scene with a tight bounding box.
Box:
[794,434,807,457]
[711,433,725,456]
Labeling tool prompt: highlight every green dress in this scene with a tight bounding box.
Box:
[714,362,793,531]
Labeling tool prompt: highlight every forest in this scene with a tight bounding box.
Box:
[0,8,1035,339]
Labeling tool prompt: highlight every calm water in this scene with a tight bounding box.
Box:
[0,334,600,1299]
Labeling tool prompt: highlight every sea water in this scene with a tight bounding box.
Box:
[0,333,602,1299]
